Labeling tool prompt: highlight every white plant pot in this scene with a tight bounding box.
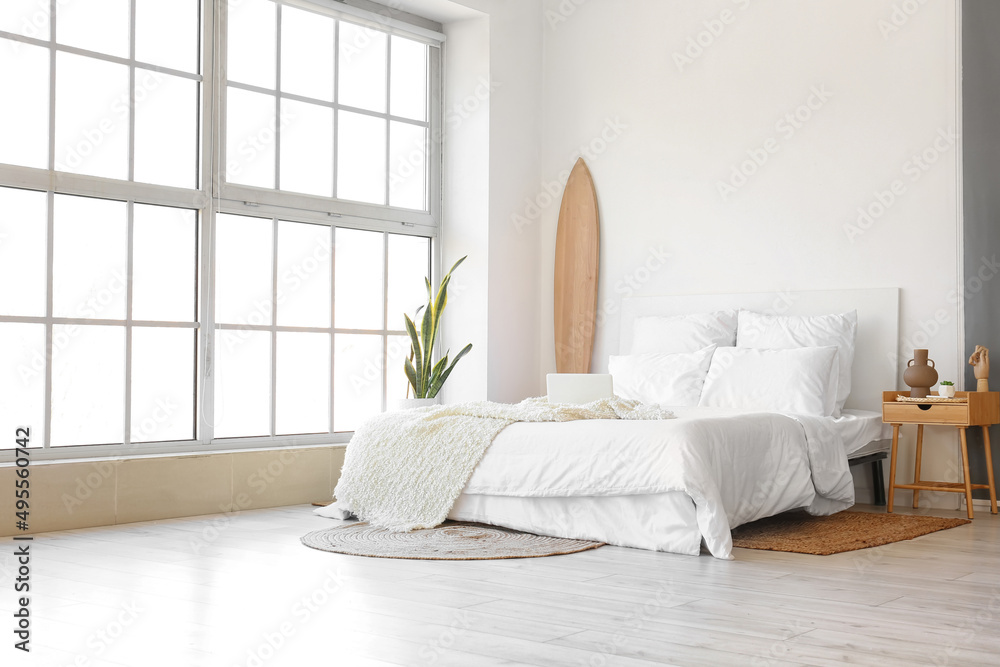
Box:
[938,385,956,398]
[389,397,441,411]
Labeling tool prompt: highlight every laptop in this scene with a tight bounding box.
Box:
[546,373,614,405]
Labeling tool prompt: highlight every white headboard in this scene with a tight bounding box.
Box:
[620,288,900,412]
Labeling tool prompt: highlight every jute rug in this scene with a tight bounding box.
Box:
[301,521,604,560]
[731,510,971,555]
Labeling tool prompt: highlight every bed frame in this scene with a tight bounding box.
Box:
[619,288,901,505]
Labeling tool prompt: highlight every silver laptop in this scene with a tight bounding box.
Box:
[546,373,614,405]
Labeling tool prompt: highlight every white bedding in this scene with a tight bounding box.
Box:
[669,406,885,456]
[448,408,870,559]
[835,409,886,455]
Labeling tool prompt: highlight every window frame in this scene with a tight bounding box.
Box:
[0,0,443,462]
[216,0,443,227]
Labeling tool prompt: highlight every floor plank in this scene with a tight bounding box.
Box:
[2,503,998,666]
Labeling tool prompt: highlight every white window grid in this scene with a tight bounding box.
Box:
[0,0,443,461]
[0,0,205,185]
[211,210,432,438]
[218,0,443,227]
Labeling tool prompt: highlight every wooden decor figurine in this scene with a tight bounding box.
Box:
[969,345,990,392]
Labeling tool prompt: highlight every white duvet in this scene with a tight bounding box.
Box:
[318,397,672,532]
[455,409,856,558]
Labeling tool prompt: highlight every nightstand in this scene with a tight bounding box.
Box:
[883,390,999,518]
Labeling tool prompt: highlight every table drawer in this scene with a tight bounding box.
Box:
[883,402,969,425]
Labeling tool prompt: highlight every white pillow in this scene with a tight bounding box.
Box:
[698,346,839,416]
[609,346,717,406]
[737,310,857,416]
[631,310,738,355]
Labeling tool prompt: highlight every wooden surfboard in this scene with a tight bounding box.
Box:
[554,158,600,373]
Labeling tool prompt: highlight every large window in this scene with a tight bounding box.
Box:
[0,1,442,458]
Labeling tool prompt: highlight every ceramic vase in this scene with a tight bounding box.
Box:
[389,397,441,411]
[904,349,938,399]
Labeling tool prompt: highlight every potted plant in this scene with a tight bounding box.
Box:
[938,380,956,398]
[391,257,473,410]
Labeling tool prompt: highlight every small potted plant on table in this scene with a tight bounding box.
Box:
[938,380,956,398]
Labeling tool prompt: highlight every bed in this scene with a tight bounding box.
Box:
[446,288,900,558]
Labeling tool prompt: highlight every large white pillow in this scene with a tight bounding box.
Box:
[609,345,717,406]
[698,346,839,416]
[736,310,857,416]
[631,310,738,355]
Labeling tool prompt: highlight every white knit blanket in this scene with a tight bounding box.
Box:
[322,396,673,532]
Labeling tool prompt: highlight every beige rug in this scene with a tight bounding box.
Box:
[302,521,605,560]
[731,510,971,555]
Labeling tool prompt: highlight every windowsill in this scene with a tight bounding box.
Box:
[0,439,349,467]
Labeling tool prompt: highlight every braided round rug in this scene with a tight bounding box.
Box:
[301,521,604,560]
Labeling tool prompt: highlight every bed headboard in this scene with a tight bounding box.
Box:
[619,288,900,412]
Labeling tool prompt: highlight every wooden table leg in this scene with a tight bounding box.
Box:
[983,425,998,515]
[959,427,974,519]
[887,423,900,513]
[912,424,924,509]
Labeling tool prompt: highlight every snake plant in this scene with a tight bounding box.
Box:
[404,256,473,399]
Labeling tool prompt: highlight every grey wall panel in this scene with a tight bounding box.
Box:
[962,1,1000,498]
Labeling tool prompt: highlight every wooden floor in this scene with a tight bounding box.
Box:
[3,504,1000,667]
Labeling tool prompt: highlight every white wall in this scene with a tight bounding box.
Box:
[441,14,492,402]
[484,0,544,402]
[536,0,963,505]
[440,0,544,404]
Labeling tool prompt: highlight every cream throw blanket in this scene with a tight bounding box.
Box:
[324,396,674,532]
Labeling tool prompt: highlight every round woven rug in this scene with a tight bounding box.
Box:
[301,521,604,560]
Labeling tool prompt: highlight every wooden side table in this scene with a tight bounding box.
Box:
[882,390,999,518]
